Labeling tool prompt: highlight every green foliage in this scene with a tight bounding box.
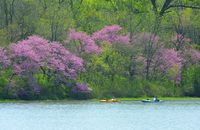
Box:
[182,65,200,96]
[88,43,130,75]
[34,73,71,100]
[77,44,181,98]
[0,69,12,98]
[0,0,200,99]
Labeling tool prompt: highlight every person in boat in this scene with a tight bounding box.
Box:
[153,96,159,102]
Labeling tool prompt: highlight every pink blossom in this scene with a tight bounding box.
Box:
[159,48,183,70]
[68,25,129,54]
[69,29,101,54]
[10,35,84,79]
[157,48,183,83]
[48,42,84,78]
[92,25,129,44]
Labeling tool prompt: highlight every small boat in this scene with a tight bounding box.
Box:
[141,99,162,103]
[99,99,120,102]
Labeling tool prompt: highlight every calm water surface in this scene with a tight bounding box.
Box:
[0,100,200,130]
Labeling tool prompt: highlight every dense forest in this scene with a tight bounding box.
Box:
[0,0,200,100]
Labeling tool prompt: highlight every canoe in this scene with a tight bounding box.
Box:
[99,99,120,102]
[141,99,162,103]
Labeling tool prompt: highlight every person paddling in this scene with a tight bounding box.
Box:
[153,96,159,102]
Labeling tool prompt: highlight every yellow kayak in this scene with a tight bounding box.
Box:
[99,99,120,102]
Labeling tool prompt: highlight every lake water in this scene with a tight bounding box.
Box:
[0,100,200,130]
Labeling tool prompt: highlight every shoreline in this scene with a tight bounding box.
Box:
[1,97,200,103]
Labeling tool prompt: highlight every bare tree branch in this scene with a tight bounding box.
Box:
[169,4,200,9]
[160,0,173,16]
[150,0,157,12]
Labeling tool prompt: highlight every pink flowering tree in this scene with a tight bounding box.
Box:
[0,35,85,99]
[68,25,130,54]
[9,35,84,80]
[129,33,195,84]
[152,34,200,84]
[68,29,101,54]
[155,48,183,84]
[92,25,130,44]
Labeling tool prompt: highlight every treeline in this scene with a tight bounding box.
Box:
[0,0,200,100]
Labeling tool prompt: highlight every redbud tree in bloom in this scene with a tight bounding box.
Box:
[156,48,183,84]
[68,25,130,54]
[92,25,130,44]
[69,29,101,54]
[9,35,84,80]
[0,35,88,97]
[154,34,200,84]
